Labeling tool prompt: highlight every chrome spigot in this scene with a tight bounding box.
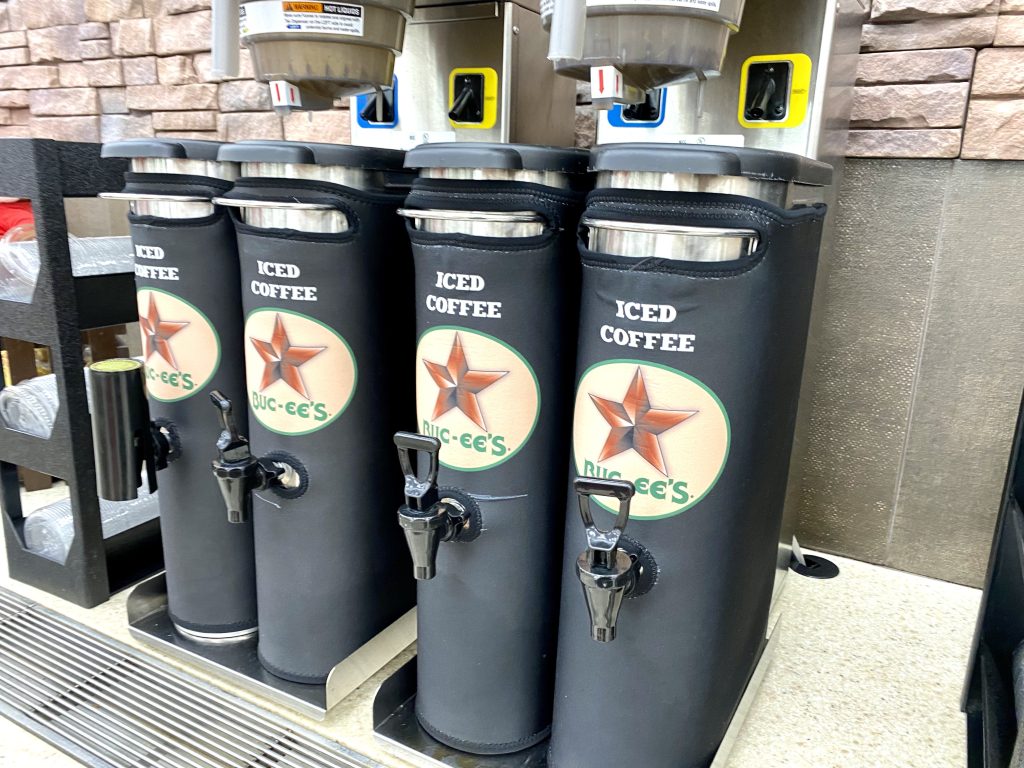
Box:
[210,391,300,524]
[394,432,478,580]
[574,478,639,643]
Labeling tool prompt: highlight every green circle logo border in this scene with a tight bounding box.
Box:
[138,287,222,404]
[418,324,541,473]
[574,358,732,521]
[245,306,359,437]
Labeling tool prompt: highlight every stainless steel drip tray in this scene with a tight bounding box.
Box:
[127,573,329,719]
[373,619,780,768]
[372,658,550,767]
[127,572,416,721]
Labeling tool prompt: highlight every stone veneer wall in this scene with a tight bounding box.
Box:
[851,0,1022,158]
[0,0,351,145]
[0,0,1020,158]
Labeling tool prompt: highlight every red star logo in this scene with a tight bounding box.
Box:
[423,332,507,431]
[250,314,326,400]
[140,294,189,371]
[590,367,698,477]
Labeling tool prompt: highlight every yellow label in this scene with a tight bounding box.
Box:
[416,327,539,471]
[738,53,813,130]
[283,2,324,11]
[244,308,357,436]
[572,360,730,520]
[91,359,142,373]
[137,288,220,403]
[448,67,498,130]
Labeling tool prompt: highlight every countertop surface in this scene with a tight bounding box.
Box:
[0,490,981,768]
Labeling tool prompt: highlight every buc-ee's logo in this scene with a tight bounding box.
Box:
[573,360,730,520]
[137,288,220,402]
[244,308,356,436]
[416,327,539,471]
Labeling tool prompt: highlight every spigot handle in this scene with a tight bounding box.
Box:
[210,390,245,445]
[574,478,634,569]
[209,390,257,524]
[211,389,231,419]
[574,478,638,643]
[394,432,440,511]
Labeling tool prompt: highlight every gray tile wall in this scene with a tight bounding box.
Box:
[792,158,1024,586]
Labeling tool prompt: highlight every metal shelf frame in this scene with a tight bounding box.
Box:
[0,139,162,608]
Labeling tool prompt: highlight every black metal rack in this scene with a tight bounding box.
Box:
[0,139,162,608]
[964,385,1024,766]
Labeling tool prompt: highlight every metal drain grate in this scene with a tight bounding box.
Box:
[0,588,381,768]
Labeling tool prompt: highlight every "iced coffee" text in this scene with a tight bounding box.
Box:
[600,299,696,352]
[426,271,501,319]
[249,259,318,302]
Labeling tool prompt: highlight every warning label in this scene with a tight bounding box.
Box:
[241,0,365,38]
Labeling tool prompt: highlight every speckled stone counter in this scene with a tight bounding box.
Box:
[0,496,981,768]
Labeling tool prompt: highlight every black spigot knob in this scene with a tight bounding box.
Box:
[448,75,484,124]
[209,391,294,524]
[575,478,638,643]
[448,87,477,122]
[394,432,476,580]
[360,86,395,124]
[212,462,255,525]
[622,89,663,123]
[210,391,258,524]
[746,68,778,121]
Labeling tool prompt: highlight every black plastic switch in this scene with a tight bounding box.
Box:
[449,74,485,123]
[622,90,663,123]
[360,86,395,124]
[745,62,791,122]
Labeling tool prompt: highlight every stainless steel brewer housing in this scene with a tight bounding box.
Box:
[550,0,748,91]
[400,143,590,237]
[349,0,577,149]
[238,0,416,100]
[216,140,414,232]
[586,143,830,262]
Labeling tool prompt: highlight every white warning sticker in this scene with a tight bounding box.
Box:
[587,0,720,9]
[240,1,365,38]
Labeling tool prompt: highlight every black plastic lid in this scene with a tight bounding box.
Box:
[101,138,225,161]
[590,143,832,186]
[217,140,406,170]
[404,143,590,174]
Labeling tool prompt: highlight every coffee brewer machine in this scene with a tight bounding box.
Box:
[199,0,861,760]
[555,0,863,158]
[210,0,575,146]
